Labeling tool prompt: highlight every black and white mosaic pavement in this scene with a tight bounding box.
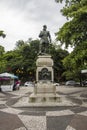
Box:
[0,87,87,130]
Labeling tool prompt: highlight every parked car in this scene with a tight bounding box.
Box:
[65,80,80,86]
[24,81,34,87]
[75,82,80,86]
[82,80,87,86]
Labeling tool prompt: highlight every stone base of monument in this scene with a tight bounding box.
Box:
[29,82,61,103]
[28,54,61,105]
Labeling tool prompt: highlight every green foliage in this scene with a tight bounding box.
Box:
[0,46,7,73]
[56,15,87,48]
[0,32,6,72]
[0,45,5,55]
[7,39,39,81]
[0,30,6,38]
[55,0,87,81]
[0,38,68,83]
[50,44,69,82]
[55,0,87,47]
[3,50,22,73]
[15,40,25,49]
[0,58,7,73]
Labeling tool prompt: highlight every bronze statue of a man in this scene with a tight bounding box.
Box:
[39,25,51,54]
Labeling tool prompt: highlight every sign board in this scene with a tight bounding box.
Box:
[81,69,87,73]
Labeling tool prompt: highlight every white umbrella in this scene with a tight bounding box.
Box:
[0,72,18,79]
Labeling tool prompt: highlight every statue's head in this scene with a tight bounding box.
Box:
[43,25,47,29]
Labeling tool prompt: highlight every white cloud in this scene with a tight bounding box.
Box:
[0,0,67,51]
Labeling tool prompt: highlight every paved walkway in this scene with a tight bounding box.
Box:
[0,86,87,130]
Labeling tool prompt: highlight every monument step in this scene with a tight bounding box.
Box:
[34,83,56,93]
[34,88,56,93]
[29,93,61,103]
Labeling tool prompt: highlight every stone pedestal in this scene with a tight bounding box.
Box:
[29,54,60,103]
[36,55,54,82]
[29,82,60,103]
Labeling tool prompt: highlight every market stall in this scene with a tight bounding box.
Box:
[0,72,18,91]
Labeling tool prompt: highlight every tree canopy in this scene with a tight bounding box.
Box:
[55,0,87,81]
[0,39,68,83]
[0,30,6,38]
[55,0,87,47]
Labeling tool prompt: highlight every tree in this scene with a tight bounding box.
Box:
[0,39,40,82]
[55,0,87,82]
[55,0,87,47]
[0,46,6,73]
[0,37,68,83]
[54,49,69,82]
[18,39,40,81]
[15,40,25,49]
[0,30,6,38]
[49,43,69,82]
[0,45,5,55]
[3,50,22,73]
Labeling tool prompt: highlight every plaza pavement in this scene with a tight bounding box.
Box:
[0,86,87,130]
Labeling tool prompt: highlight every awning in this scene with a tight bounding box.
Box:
[0,72,18,79]
[0,77,10,80]
[81,69,87,74]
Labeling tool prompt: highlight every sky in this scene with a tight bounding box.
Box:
[0,0,67,52]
